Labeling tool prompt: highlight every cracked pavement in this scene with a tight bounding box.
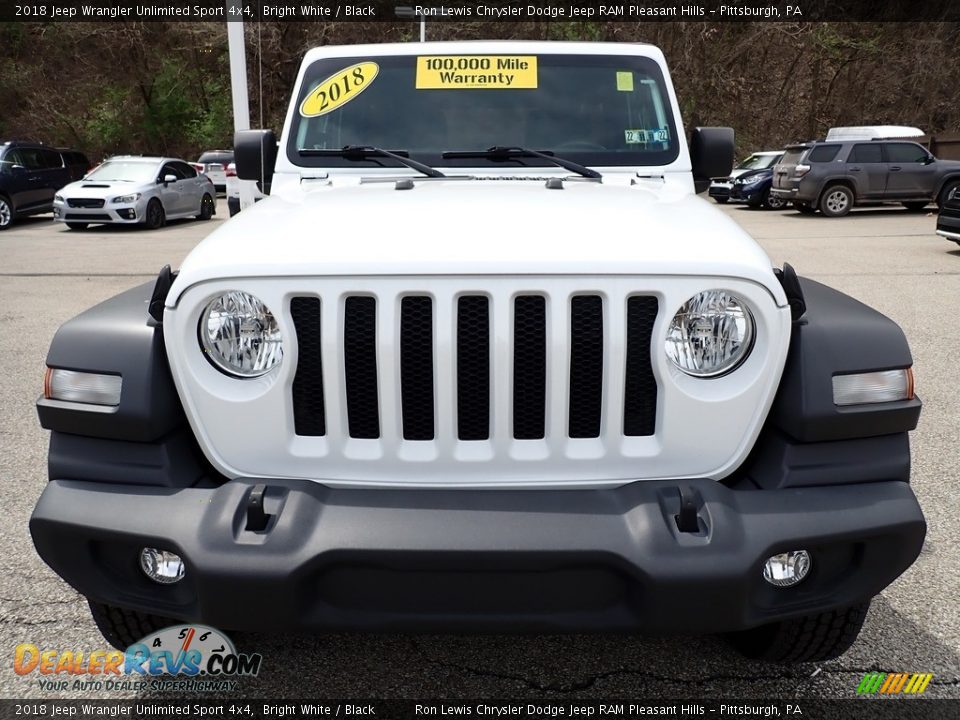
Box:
[0,202,958,700]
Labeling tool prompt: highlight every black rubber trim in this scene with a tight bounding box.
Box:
[47,429,217,489]
[739,429,910,490]
[768,277,921,443]
[30,477,925,634]
[38,282,186,443]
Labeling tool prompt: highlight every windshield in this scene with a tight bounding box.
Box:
[738,154,780,170]
[289,53,679,169]
[86,161,157,182]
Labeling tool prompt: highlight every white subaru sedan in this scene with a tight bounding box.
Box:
[53,156,216,230]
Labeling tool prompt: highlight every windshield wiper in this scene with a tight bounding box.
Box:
[298,145,445,178]
[442,146,602,180]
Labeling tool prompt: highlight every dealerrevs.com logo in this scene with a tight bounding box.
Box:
[857,672,934,695]
[14,625,262,693]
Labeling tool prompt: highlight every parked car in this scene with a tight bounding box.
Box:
[52,156,216,230]
[771,139,960,217]
[729,163,787,210]
[196,150,234,194]
[0,141,88,230]
[937,185,960,246]
[224,161,264,217]
[31,41,925,665]
[708,151,782,204]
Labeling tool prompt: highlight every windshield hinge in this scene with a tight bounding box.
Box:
[299,173,330,184]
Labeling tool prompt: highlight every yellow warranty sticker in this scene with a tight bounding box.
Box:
[416,56,538,89]
[300,61,379,117]
[616,71,634,92]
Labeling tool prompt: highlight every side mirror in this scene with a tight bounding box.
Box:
[235,129,277,193]
[11,164,25,175]
[162,174,177,184]
[924,155,936,165]
[690,127,735,194]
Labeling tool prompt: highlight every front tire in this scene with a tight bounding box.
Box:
[938,180,960,209]
[727,602,870,663]
[793,202,816,215]
[66,222,88,231]
[0,195,13,230]
[713,197,729,205]
[197,193,214,220]
[144,199,165,230]
[763,191,787,210]
[902,201,928,211]
[819,185,854,217]
[87,599,179,650]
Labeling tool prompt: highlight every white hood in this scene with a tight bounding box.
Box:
[169,179,786,307]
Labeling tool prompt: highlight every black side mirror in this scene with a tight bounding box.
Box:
[235,129,277,193]
[690,127,735,194]
[924,155,936,165]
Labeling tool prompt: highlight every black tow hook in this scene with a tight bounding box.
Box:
[245,484,271,532]
[675,485,701,534]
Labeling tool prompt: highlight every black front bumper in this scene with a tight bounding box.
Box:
[937,204,960,242]
[30,477,925,634]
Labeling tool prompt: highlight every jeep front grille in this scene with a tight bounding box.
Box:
[289,292,658,442]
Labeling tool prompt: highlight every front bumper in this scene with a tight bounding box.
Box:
[54,199,145,224]
[730,182,766,203]
[30,477,925,634]
[936,208,960,242]
[708,182,732,200]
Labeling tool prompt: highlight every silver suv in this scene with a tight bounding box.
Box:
[771,140,960,217]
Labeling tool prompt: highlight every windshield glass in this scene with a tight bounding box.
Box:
[289,53,679,169]
[738,154,780,170]
[86,161,157,182]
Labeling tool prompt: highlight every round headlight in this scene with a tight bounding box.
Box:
[665,290,754,377]
[200,291,283,378]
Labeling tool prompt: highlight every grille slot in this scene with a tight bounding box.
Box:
[457,296,490,441]
[290,297,326,436]
[66,198,105,208]
[623,296,659,436]
[400,296,435,441]
[343,296,380,439]
[568,295,604,438]
[513,295,546,440]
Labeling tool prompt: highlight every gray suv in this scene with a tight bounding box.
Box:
[771,140,960,217]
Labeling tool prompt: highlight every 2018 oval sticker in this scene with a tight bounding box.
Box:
[300,62,379,117]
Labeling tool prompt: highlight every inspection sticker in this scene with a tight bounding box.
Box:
[300,61,379,117]
[616,71,634,92]
[416,56,538,89]
[625,128,670,144]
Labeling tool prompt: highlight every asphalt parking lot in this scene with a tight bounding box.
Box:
[0,200,958,700]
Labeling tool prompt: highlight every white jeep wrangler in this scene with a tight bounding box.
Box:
[31,41,925,663]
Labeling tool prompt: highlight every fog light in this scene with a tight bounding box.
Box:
[763,550,811,588]
[45,368,121,406]
[832,368,913,406]
[139,548,185,584]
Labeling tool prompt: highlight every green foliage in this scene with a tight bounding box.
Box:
[186,79,234,150]
[84,85,133,152]
[548,22,604,42]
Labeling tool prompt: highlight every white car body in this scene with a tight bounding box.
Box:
[53,156,214,228]
[164,41,792,489]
